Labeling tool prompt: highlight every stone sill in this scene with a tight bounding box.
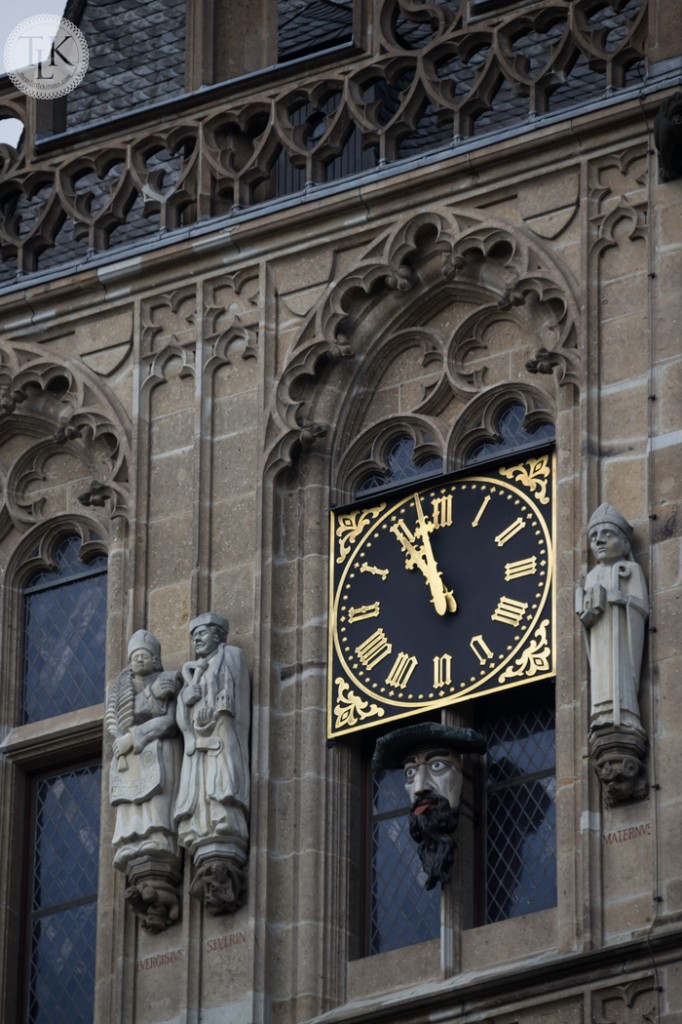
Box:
[1,703,104,767]
[310,922,682,1024]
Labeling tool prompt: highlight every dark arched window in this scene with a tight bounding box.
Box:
[465,402,555,467]
[22,535,108,723]
[355,435,443,497]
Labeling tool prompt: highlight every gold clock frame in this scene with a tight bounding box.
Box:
[327,451,556,739]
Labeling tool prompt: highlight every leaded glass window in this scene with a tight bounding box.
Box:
[474,688,557,925]
[465,402,555,466]
[25,763,101,1024]
[355,436,443,496]
[22,535,108,723]
[367,767,440,954]
[278,0,353,62]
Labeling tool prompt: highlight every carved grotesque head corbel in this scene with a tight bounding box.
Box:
[373,723,486,891]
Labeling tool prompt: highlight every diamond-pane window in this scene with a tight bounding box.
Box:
[367,768,440,954]
[465,403,555,466]
[481,698,557,924]
[22,536,107,723]
[27,764,101,1024]
[355,436,443,497]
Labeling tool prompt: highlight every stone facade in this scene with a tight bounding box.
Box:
[0,1,681,1023]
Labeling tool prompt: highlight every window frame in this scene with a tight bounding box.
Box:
[20,757,103,1024]
[470,681,557,929]
[21,535,108,725]
[349,400,557,960]
[0,525,109,1024]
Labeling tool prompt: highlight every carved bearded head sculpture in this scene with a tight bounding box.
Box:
[372,723,486,891]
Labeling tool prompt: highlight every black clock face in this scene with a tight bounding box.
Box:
[328,454,554,738]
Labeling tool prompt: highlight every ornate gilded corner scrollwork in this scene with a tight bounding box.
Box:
[499,453,551,505]
[335,504,387,562]
[499,619,551,683]
[333,678,386,732]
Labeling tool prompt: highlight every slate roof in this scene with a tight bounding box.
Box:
[278,0,353,61]
[65,0,186,131]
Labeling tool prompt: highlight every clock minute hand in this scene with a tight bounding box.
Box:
[413,494,457,615]
[390,508,456,616]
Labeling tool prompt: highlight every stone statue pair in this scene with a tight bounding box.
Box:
[107,613,250,930]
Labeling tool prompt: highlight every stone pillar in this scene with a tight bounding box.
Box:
[186,0,277,89]
[648,0,682,64]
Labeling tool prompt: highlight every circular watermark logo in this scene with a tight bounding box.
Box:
[4,14,89,99]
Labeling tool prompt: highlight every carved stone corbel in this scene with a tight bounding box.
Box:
[124,855,182,933]
[590,727,647,808]
[190,851,247,916]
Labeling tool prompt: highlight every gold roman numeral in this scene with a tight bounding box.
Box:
[359,562,389,580]
[491,596,528,627]
[504,556,537,581]
[472,493,491,528]
[433,653,452,690]
[470,635,494,665]
[431,495,453,529]
[356,629,393,670]
[495,517,526,547]
[348,602,381,623]
[386,652,418,690]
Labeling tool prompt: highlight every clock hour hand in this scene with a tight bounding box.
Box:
[390,499,457,615]
[414,494,457,614]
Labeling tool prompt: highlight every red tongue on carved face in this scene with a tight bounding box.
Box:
[413,800,433,815]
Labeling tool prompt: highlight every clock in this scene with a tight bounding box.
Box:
[328,451,554,739]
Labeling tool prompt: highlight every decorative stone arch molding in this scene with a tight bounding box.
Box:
[446,383,556,470]
[0,515,110,743]
[257,207,583,1015]
[0,341,131,535]
[264,206,580,486]
[4,514,109,588]
[337,415,445,499]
